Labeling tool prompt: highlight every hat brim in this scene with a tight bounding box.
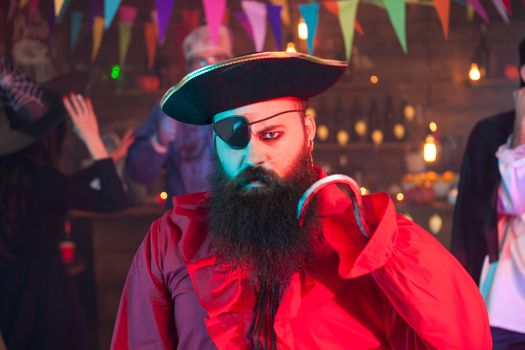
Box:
[160,52,348,125]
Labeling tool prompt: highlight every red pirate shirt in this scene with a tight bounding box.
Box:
[111,169,491,349]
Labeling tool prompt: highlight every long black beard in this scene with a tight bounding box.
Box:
[208,149,319,349]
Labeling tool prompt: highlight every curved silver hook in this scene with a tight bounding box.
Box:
[297,174,370,238]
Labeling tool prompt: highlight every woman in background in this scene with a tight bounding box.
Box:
[0,58,130,350]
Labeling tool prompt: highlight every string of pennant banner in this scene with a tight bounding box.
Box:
[6,0,520,68]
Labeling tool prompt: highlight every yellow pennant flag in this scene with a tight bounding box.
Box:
[91,16,105,62]
[54,0,64,16]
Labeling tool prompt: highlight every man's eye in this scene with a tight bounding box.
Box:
[261,131,281,140]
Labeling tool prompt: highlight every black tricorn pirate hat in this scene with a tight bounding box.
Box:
[160,51,348,125]
[0,57,89,156]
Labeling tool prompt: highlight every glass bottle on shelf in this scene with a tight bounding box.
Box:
[383,95,396,143]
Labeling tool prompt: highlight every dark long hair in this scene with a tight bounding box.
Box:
[0,120,66,265]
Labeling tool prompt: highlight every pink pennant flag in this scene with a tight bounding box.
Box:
[502,0,511,14]
[467,0,489,23]
[28,0,39,23]
[119,5,137,23]
[491,0,509,23]
[242,1,268,52]
[233,10,254,41]
[203,0,227,45]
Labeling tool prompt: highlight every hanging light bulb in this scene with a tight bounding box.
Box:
[305,106,316,119]
[298,18,308,40]
[429,121,437,132]
[423,134,437,163]
[286,41,297,53]
[337,130,349,146]
[317,124,329,141]
[468,63,482,81]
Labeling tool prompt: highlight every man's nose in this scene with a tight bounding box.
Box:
[243,139,267,168]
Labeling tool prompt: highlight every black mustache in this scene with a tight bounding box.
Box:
[234,167,277,188]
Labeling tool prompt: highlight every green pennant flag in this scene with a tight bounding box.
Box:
[383,0,407,53]
[337,0,359,60]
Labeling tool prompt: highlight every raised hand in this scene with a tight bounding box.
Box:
[111,128,135,162]
[63,93,109,160]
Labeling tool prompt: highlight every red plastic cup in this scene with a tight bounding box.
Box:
[59,241,75,263]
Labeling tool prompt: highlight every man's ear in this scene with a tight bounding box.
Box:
[304,114,316,143]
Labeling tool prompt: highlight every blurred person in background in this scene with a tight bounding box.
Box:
[452,37,525,349]
[125,25,233,208]
[0,57,129,350]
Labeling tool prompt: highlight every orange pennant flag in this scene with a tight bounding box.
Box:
[144,22,158,69]
[433,0,450,39]
[355,20,364,35]
[323,2,339,15]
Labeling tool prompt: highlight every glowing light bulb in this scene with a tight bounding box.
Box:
[354,120,367,136]
[428,214,443,234]
[160,191,168,200]
[371,129,384,145]
[423,135,437,163]
[360,187,369,195]
[369,74,379,84]
[429,122,437,132]
[468,63,481,81]
[298,19,308,40]
[404,104,416,121]
[317,124,329,141]
[337,130,349,146]
[285,42,297,53]
[395,192,405,202]
[305,106,316,119]
[393,123,405,140]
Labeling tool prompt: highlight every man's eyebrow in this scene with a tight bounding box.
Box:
[255,124,285,135]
